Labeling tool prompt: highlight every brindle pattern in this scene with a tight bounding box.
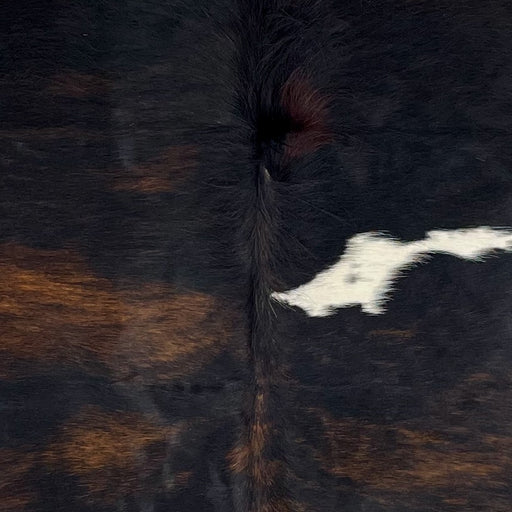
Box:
[2,1,512,511]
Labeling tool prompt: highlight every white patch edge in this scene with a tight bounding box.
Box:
[271,227,512,317]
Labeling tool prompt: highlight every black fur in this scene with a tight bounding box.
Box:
[2,1,512,510]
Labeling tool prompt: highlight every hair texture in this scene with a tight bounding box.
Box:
[2,0,512,511]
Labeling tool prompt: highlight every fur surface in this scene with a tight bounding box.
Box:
[272,227,512,316]
[2,1,512,511]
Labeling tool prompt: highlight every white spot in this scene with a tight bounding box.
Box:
[271,227,512,316]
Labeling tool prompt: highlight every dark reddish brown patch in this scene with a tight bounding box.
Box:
[44,407,180,502]
[0,243,244,381]
[280,71,332,160]
[466,372,494,382]
[368,328,416,340]
[173,471,193,487]
[110,146,198,193]
[46,72,110,98]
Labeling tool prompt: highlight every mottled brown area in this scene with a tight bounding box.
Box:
[280,71,332,160]
[44,406,180,502]
[318,411,508,490]
[110,146,198,193]
[228,393,274,483]
[315,372,512,509]
[228,446,282,487]
[228,389,295,511]
[0,450,37,511]
[46,72,111,98]
[0,243,242,381]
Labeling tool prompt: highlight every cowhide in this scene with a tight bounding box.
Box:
[272,227,512,316]
[2,1,512,511]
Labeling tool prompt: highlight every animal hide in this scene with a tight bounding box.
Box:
[2,1,512,511]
